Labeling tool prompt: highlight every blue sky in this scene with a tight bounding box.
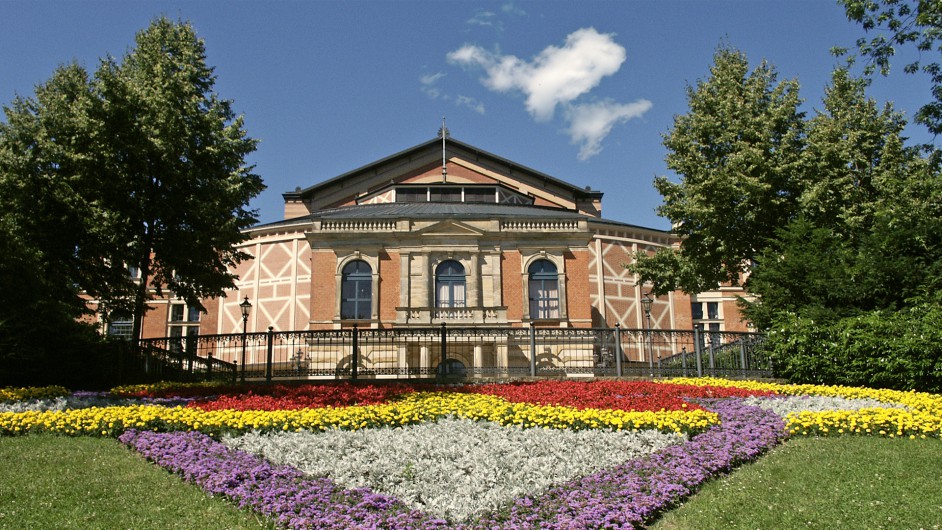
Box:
[1,1,933,230]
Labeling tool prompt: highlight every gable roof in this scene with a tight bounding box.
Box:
[282,137,604,213]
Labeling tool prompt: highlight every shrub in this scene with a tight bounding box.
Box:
[767,305,942,393]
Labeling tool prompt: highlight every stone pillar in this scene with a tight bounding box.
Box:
[399,253,411,308]
[469,252,481,308]
[415,255,430,308]
[420,345,430,374]
[473,344,483,378]
[398,345,408,379]
[497,343,509,377]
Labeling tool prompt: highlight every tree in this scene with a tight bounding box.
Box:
[630,47,805,295]
[0,64,105,371]
[743,68,940,328]
[89,18,264,341]
[840,0,942,136]
[798,68,906,238]
[0,17,263,363]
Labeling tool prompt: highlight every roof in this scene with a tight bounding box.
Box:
[282,137,604,203]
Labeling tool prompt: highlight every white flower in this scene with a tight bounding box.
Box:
[223,417,683,521]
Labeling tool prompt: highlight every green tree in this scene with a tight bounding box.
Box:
[840,0,942,136]
[798,68,906,238]
[744,68,940,328]
[0,64,105,374]
[630,46,805,295]
[0,17,263,374]
[89,18,264,341]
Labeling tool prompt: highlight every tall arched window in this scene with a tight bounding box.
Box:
[341,260,372,320]
[435,260,466,308]
[528,259,559,319]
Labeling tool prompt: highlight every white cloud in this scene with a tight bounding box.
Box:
[456,95,485,114]
[448,28,626,121]
[501,2,526,16]
[447,45,490,66]
[566,99,653,160]
[449,27,650,160]
[420,72,446,99]
[468,11,499,28]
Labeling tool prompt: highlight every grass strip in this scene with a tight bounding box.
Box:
[651,435,942,529]
[0,434,274,530]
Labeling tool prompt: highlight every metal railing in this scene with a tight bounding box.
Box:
[135,324,771,383]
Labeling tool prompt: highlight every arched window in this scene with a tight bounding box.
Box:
[341,260,372,320]
[435,260,466,308]
[528,259,559,319]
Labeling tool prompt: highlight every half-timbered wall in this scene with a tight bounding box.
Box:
[224,230,311,334]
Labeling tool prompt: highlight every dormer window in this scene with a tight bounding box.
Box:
[430,187,462,202]
[393,185,499,204]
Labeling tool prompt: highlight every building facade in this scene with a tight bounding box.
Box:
[115,137,750,371]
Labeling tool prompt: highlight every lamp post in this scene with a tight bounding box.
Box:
[640,293,654,373]
[239,296,252,383]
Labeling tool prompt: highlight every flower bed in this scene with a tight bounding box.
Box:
[222,417,685,521]
[468,380,774,411]
[188,383,420,411]
[119,380,774,413]
[5,378,941,529]
[0,385,69,403]
[671,377,942,439]
[0,391,719,438]
[120,399,785,528]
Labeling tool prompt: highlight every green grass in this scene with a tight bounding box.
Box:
[0,435,275,530]
[651,435,942,529]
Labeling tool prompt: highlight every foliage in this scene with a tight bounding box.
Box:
[0,17,263,356]
[90,18,264,339]
[839,0,942,136]
[743,68,942,329]
[633,45,942,321]
[0,64,114,385]
[630,46,804,295]
[764,307,942,393]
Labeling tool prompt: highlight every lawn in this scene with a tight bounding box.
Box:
[0,434,273,530]
[651,435,942,529]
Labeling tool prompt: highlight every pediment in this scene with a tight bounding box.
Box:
[413,219,485,237]
[285,137,601,214]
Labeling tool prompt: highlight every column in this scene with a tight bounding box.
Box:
[420,345,430,375]
[398,345,408,379]
[473,344,483,378]
[469,252,481,308]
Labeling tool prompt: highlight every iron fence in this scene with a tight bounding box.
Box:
[135,324,771,384]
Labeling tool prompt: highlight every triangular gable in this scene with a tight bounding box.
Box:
[413,219,485,238]
[282,137,603,217]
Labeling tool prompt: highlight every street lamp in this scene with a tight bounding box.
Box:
[239,296,252,383]
[640,293,654,372]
